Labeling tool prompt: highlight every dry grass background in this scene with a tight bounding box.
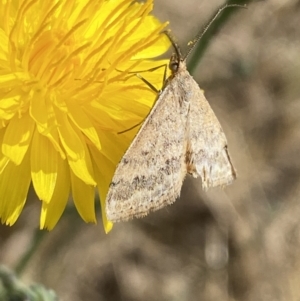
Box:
[1,0,300,300]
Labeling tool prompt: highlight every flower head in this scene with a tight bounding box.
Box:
[0,0,170,232]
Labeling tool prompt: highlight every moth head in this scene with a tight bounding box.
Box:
[169,53,183,74]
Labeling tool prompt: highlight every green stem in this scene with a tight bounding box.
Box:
[15,229,47,276]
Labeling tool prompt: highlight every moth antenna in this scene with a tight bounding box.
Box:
[163,30,183,60]
[183,4,247,61]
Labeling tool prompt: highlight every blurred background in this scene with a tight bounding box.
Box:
[1,0,300,300]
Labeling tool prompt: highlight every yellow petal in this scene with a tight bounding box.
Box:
[0,28,8,63]
[2,113,34,165]
[30,86,50,132]
[89,144,114,233]
[98,130,134,167]
[55,108,84,161]
[66,101,101,150]
[55,108,96,185]
[126,17,170,59]
[0,152,31,225]
[70,171,96,223]
[0,129,9,173]
[0,72,28,89]
[0,88,22,122]
[31,129,58,203]
[40,156,70,230]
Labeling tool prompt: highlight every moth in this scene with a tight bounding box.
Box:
[105,5,241,222]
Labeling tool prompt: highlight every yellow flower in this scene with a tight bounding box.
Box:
[0,0,170,233]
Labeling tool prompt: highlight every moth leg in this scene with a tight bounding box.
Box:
[118,65,168,135]
[136,73,160,93]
